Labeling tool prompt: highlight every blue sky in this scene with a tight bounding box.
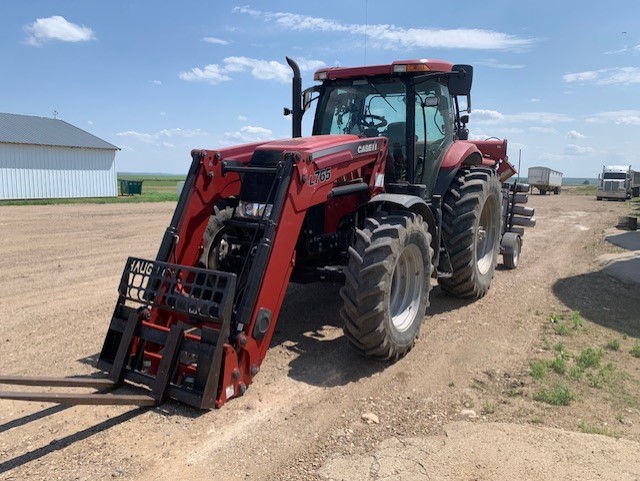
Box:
[2,1,639,177]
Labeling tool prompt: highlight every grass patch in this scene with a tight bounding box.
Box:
[586,363,616,389]
[549,313,564,323]
[549,354,567,375]
[570,311,584,330]
[0,174,184,206]
[569,366,584,380]
[481,402,497,415]
[578,420,619,438]
[576,347,602,369]
[530,360,548,380]
[604,339,620,351]
[533,384,575,406]
[553,323,571,336]
[631,342,640,358]
[567,185,598,196]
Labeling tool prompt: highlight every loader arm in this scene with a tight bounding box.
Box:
[163,135,386,406]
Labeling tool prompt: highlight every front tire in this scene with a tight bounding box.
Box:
[340,213,433,360]
[200,207,234,269]
[439,168,502,298]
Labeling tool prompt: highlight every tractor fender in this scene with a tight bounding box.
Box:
[433,142,487,197]
[367,193,438,251]
[441,141,483,169]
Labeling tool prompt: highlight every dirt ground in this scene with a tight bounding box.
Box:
[1,192,639,481]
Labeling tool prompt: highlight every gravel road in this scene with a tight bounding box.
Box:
[1,192,638,480]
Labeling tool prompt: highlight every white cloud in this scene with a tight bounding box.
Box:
[472,109,504,122]
[24,16,95,46]
[563,71,598,83]
[468,132,490,141]
[563,67,640,86]
[564,144,596,155]
[233,7,535,51]
[224,56,290,82]
[158,128,207,138]
[179,64,232,85]
[221,125,274,145]
[87,120,93,126]
[529,126,558,134]
[296,58,327,71]
[475,59,526,69]
[507,112,573,123]
[237,115,248,121]
[116,127,209,147]
[471,110,572,125]
[202,37,229,45]
[597,67,640,85]
[530,98,541,103]
[116,131,157,144]
[618,115,640,125]
[151,80,162,85]
[586,110,640,125]
[567,130,586,139]
[179,56,325,85]
[604,44,640,54]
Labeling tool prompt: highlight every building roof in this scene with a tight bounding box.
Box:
[0,112,119,150]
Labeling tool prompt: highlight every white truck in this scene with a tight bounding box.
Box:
[596,165,640,200]
[528,166,563,195]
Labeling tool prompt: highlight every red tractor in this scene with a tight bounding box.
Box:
[0,58,533,409]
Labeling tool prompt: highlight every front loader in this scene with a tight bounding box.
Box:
[0,57,534,409]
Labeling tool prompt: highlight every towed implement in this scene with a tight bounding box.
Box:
[0,57,534,409]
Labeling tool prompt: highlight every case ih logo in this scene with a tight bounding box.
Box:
[357,142,378,154]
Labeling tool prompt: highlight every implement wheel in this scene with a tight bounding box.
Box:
[340,213,433,360]
[502,232,521,269]
[439,168,502,298]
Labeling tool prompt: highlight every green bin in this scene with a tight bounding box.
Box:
[120,179,143,195]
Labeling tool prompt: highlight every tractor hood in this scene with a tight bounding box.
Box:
[251,134,361,155]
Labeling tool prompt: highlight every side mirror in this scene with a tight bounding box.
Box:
[449,64,473,96]
[460,114,469,124]
[302,86,319,112]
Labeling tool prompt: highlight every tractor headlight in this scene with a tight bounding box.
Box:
[237,201,273,219]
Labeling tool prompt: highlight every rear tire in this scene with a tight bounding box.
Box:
[340,213,433,360]
[439,168,502,298]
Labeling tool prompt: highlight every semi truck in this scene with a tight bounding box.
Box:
[528,166,563,195]
[596,165,640,200]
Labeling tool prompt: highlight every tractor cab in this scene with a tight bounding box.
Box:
[308,60,472,199]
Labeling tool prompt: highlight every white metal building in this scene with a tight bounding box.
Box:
[0,113,119,200]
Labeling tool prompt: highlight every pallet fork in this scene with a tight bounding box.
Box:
[0,257,236,409]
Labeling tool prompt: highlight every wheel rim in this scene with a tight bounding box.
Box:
[477,198,499,275]
[206,236,229,270]
[513,240,520,265]
[390,243,424,332]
